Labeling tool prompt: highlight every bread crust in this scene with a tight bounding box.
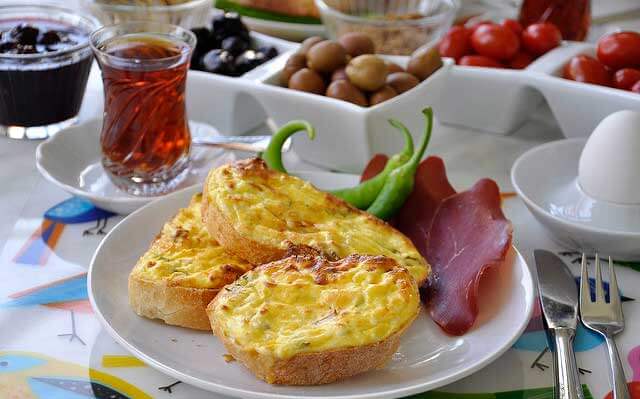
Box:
[201,177,287,266]
[208,301,417,385]
[128,273,218,331]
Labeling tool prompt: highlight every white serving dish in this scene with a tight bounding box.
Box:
[439,41,640,137]
[511,138,640,260]
[188,50,453,172]
[89,178,535,399]
[184,39,640,173]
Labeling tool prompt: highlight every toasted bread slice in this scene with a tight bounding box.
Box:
[207,254,420,385]
[202,158,430,285]
[128,193,253,330]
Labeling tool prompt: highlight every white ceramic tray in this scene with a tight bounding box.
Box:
[183,40,640,172]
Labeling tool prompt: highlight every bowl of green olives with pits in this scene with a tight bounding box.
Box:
[277,33,444,107]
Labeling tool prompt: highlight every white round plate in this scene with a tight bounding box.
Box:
[89,174,535,399]
[242,16,325,41]
[35,118,235,215]
[511,138,640,260]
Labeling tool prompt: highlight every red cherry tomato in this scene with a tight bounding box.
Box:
[522,23,562,56]
[613,68,640,90]
[564,55,612,86]
[597,32,640,70]
[466,20,492,33]
[439,26,471,61]
[509,52,534,69]
[471,24,520,61]
[501,19,523,36]
[459,55,503,68]
[632,81,640,93]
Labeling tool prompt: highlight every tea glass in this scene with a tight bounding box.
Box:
[90,21,196,196]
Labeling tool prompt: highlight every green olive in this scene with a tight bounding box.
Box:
[331,67,349,82]
[407,45,443,81]
[281,53,307,86]
[298,36,325,55]
[338,32,375,57]
[307,41,347,73]
[385,61,404,74]
[346,54,388,91]
[386,72,420,94]
[288,68,326,95]
[369,85,397,106]
[326,80,368,106]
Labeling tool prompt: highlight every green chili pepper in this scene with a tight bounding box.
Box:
[331,119,414,209]
[367,107,433,220]
[262,120,315,173]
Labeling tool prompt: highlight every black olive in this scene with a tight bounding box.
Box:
[257,46,278,60]
[39,31,61,45]
[202,49,236,76]
[221,36,249,56]
[211,12,248,42]
[10,24,39,45]
[234,49,266,75]
[0,41,17,54]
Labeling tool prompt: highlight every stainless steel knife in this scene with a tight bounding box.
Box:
[534,250,585,399]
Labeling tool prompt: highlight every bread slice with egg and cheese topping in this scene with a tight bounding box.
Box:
[201,158,430,285]
[207,254,420,385]
[128,193,253,330]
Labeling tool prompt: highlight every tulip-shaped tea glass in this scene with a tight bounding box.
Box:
[90,22,195,196]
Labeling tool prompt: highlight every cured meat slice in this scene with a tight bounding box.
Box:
[424,179,512,335]
[394,156,456,256]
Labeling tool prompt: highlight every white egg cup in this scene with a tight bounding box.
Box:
[512,112,640,260]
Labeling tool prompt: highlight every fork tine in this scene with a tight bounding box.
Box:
[595,253,606,302]
[580,253,591,306]
[608,256,621,308]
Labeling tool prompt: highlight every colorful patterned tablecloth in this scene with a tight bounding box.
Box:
[1,157,639,399]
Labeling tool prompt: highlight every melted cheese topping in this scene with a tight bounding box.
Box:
[210,256,420,359]
[131,194,253,289]
[205,160,429,284]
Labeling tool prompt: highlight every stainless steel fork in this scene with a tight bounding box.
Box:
[579,254,630,399]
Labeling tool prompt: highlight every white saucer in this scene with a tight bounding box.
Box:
[36,119,235,215]
[511,138,640,260]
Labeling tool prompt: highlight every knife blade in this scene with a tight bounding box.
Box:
[534,249,584,399]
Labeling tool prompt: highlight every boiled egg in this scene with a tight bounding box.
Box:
[578,110,640,204]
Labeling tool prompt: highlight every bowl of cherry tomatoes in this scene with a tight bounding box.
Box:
[435,20,566,135]
[563,31,640,93]
[433,20,640,138]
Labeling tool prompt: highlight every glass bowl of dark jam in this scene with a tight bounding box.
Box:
[0,5,98,139]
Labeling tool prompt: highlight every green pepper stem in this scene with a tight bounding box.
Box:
[388,118,414,160]
[262,120,315,173]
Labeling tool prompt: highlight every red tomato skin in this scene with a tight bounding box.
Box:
[466,20,492,33]
[459,55,503,68]
[564,55,612,87]
[522,23,562,56]
[509,52,534,69]
[613,68,640,90]
[439,26,471,61]
[502,19,523,35]
[632,81,640,93]
[597,31,640,70]
[471,24,520,61]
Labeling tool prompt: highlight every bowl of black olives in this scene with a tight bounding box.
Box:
[189,12,293,77]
